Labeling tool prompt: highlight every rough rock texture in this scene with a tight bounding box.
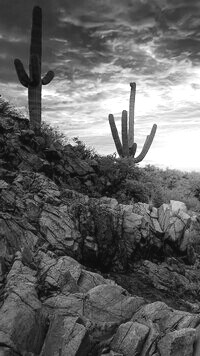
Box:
[157,328,196,356]
[0,255,48,355]
[0,251,200,355]
[40,315,90,356]
[1,115,200,355]
[111,321,149,356]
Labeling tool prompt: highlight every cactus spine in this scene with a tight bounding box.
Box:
[14,6,54,132]
[108,82,157,163]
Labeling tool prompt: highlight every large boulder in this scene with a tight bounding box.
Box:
[111,321,149,356]
[36,252,116,298]
[0,257,48,355]
[44,284,145,323]
[40,315,90,356]
[157,328,196,356]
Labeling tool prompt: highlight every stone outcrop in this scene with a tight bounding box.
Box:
[1,113,200,355]
[0,251,200,355]
[2,166,198,273]
[0,115,94,192]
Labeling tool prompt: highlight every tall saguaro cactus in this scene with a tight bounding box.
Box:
[14,6,54,132]
[108,82,157,163]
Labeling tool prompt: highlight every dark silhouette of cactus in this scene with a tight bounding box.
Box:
[14,6,54,132]
[108,82,157,163]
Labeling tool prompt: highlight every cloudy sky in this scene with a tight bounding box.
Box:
[1,0,200,171]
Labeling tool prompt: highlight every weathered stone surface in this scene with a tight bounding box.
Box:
[132,301,200,333]
[37,252,115,296]
[133,203,163,234]
[138,260,200,298]
[99,196,119,209]
[170,200,187,213]
[39,204,81,257]
[180,216,200,252]
[83,235,98,260]
[13,172,61,203]
[0,259,48,355]
[44,292,85,316]
[138,320,160,356]
[0,180,8,189]
[63,144,94,176]
[44,284,145,324]
[157,328,196,356]
[2,114,200,356]
[158,203,171,231]
[165,210,191,243]
[0,212,38,256]
[194,324,200,356]
[37,252,82,296]
[122,211,143,232]
[100,351,123,356]
[84,285,145,323]
[111,321,149,356]
[0,346,19,355]
[40,315,90,356]
[78,269,116,292]
[132,202,150,216]
[61,188,89,205]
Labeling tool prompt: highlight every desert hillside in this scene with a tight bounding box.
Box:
[0,105,200,355]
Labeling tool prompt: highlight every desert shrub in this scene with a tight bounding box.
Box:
[72,137,97,160]
[141,165,200,211]
[0,97,26,119]
[121,179,150,203]
[40,122,68,148]
[87,155,155,203]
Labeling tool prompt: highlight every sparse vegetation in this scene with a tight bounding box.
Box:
[72,136,97,160]
[1,96,200,212]
[0,97,26,119]
[71,137,200,210]
[40,121,69,147]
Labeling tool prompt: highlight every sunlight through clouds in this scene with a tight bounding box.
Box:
[1,0,200,171]
[150,129,200,171]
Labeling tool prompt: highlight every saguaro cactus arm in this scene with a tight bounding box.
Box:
[14,59,31,87]
[134,124,157,163]
[42,71,55,85]
[108,114,123,157]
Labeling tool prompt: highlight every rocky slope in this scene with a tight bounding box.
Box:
[1,113,200,355]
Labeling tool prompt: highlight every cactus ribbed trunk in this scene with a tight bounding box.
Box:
[121,110,129,156]
[14,6,54,133]
[28,83,41,132]
[30,6,42,62]
[129,82,136,148]
[29,6,42,132]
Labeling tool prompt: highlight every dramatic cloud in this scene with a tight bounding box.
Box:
[0,0,200,170]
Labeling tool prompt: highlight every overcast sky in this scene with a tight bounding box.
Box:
[1,0,200,171]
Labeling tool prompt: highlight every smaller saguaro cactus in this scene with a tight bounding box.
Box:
[14,6,54,132]
[108,83,157,163]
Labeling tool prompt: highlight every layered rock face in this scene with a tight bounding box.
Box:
[1,114,200,355]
